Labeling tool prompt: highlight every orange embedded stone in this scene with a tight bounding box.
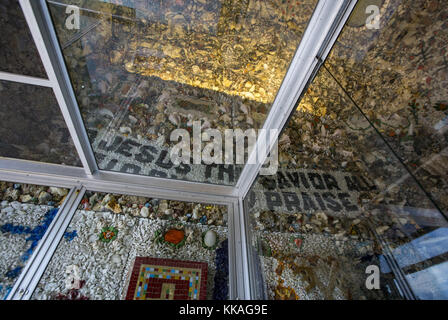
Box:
[164,229,185,245]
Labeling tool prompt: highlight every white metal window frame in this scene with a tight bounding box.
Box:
[0,0,358,300]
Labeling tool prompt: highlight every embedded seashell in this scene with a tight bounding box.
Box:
[49,187,68,198]
[105,72,113,84]
[279,135,291,146]
[158,200,168,212]
[203,230,217,247]
[119,127,132,134]
[192,205,201,220]
[65,265,81,290]
[140,206,149,218]
[128,115,138,124]
[186,232,194,243]
[192,65,200,73]
[222,78,232,87]
[240,103,249,115]
[111,254,121,264]
[105,200,121,214]
[218,104,229,114]
[117,220,126,230]
[321,125,327,136]
[185,228,193,237]
[303,122,314,133]
[220,114,231,123]
[111,239,122,250]
[156,135,165,146]
[169,113,180,126]
[376,226,389,235]
[98,108,114,118]
[333,129,343,137]
[89,234,98,243]
[201,120,211,130]
[19,194,32,203]
[127,219,135,227]
[98,81,107,94]
[408,123,414,136]
[342,150,353,157]
[101,193,115,205]
[154,113,165,125]
[316,212,328,223]
[96,220,106,231]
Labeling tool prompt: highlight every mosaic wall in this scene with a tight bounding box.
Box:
[246,64,448,300]
[32,191,229,300]
[325,0,448,216]
[125,257,208,300]
[244,0,448,299]
[0,181,70,299]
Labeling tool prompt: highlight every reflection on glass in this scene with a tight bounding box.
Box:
[46,0,317,185]
[406,261,448,300]
[326,0,448,216]
[0,0,47,77]
[0,181,69,299]
[32,191,228,300]
[245,66,448,300]
[382,228,448,270]
[0,81,82,166]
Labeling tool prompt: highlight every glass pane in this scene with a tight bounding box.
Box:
[244,66,448,300]
[32,191,229,300]
[0,80,82,166]
[325,0,448,217]
[46,0,317,185]
[0,180,70,299]
[0,0,47,78]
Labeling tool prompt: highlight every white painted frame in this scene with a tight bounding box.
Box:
[19,0,98,175]
[8,186,85,300]
[0,71,52,87]
[0,0,358,300]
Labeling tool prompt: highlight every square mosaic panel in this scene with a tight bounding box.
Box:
[125,257,208,300]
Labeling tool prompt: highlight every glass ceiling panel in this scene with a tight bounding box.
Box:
[0,80,82,166]
[0,0,47,78]
[243,0,448,299]
[46,0,317,185]
[245,66,448,300]
[325,0,448,217]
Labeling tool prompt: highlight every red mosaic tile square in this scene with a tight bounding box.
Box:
[125,257,208,300]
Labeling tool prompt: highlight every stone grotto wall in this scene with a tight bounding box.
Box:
[31,191,229,300]
[245,56,448,299]
[0,182,69,299]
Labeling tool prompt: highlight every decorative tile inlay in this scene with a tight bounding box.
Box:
[125,257,208,300]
